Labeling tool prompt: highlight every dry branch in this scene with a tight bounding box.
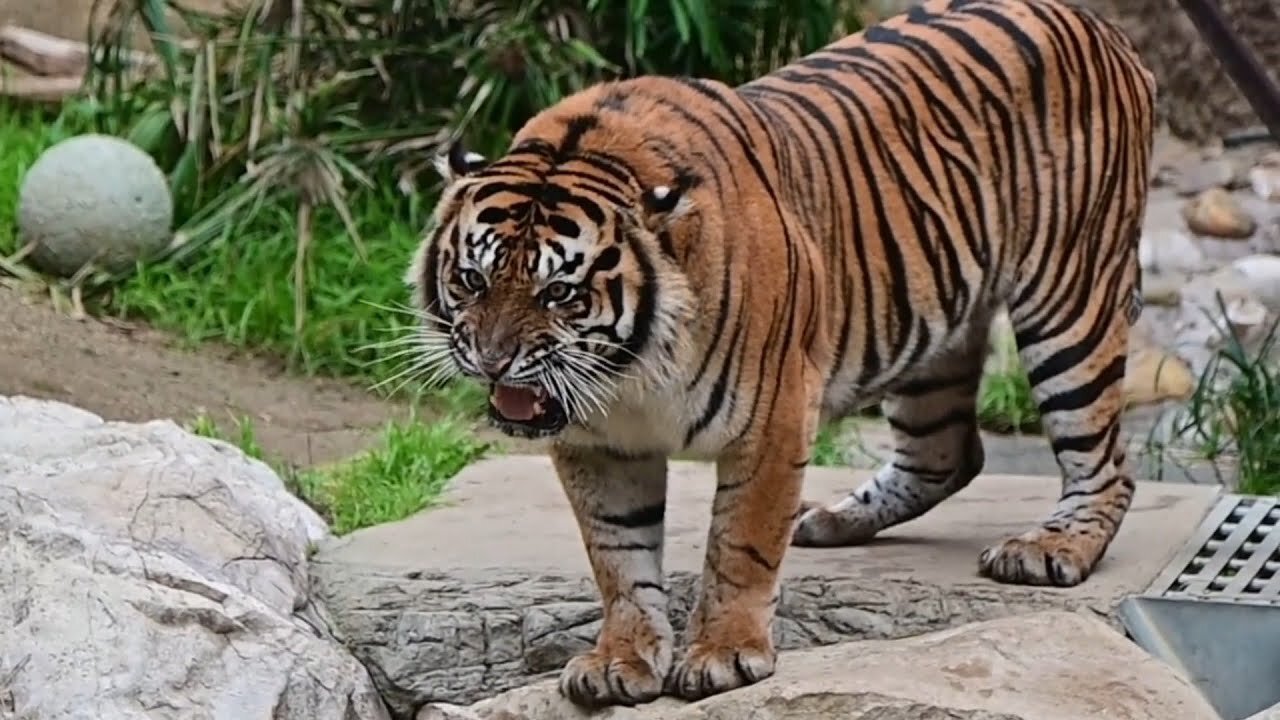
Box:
[0,71,83,102]
[0,24,159,78]
[0,25,90,77]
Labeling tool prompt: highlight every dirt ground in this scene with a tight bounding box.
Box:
[0,282,427,468]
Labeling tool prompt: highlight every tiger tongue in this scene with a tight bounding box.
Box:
[491,384,542,421]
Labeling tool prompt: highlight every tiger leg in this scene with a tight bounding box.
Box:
[978,261,1137,587]
[668,361,820,701]
[791,325,989,546]
[551,444,672,707]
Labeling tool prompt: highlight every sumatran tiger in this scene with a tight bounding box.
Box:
[405,0,1156,707]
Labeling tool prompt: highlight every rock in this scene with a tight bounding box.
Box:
[1231,254,1280,311]
[1249,151,1280,202]
[1139,229,1207,274]
[1174,157,1236,196]
[417,706,485,720]
[17,134,174,277]
[1125,347,1197,406]
[1166,263,1280,383]
[1259,217,1280,254]
[417,611,1219,720]
[0,396,390,720]
[1182,187,1257,239]
[1141,272,1184,306]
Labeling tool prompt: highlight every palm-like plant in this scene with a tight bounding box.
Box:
[75,0,859,330]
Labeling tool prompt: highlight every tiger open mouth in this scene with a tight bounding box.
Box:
[487,383,569,438]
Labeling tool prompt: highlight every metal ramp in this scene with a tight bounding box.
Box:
[1118,494,1280,720]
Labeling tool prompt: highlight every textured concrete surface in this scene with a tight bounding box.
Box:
[312,456,1221,716]
[320,455,1219,586]
[418,611,1220,720]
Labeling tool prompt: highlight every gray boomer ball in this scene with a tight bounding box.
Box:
[18,133,174,278]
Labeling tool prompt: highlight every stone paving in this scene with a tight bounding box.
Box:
[310,455,1221,715]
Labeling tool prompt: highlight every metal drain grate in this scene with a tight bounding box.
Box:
[1145,493,1280,605]
[1119,494,1280,720]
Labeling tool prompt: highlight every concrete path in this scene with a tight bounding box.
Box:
[321,455,1218,587]
[832,417,1234,486]
[311,456,1221,713]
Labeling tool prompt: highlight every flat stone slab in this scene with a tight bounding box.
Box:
[311,455,1220,717]
[419,611,1220,720]
[320,454,1218,588]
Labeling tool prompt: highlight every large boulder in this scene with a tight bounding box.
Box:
[0,395,390,720]
[418,610,1219,720]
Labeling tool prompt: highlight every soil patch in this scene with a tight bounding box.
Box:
[0,283,489,467]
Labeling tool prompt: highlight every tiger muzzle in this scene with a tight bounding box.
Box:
[472,325,569,439]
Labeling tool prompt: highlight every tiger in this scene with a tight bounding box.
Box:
[405,0,1156,707]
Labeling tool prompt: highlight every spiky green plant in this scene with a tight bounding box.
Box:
[1165,294,1280,494]
[55,0,860,379]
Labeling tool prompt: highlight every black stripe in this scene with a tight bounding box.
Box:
[557,114,599,159]
[1036,353,1125,415]
[887,407,973,438]
[595,502,665,528]
[729,542,778,571]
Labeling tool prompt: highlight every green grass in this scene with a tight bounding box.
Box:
[187,411,267,462]
[2,100,497,533]
[110,187,434,383]
[0,103,90,257]
[291,415,490,534]
[811,423,849,466]
[186,410,489,534]
[977,368,1040,434]
[1158,305,1280,495]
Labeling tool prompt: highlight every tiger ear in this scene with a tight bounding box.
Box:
[639,182,695,231]
[433,138,489,185]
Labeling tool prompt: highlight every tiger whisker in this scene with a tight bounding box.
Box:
[558,345,640,384]
[367,342,459,394]
[551,354,621,417]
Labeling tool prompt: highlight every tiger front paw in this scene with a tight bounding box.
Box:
[978,529,1099,587]
[666,638,777,701]
[557,648,669,708]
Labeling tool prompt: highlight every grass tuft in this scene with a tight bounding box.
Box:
[186,411,267,462]
[0,104,92,257]
[810,423,848,467]
[1160,295,1280,494]
[292,415,490,535]
[184,407,489,534]
[977,368,1040,434]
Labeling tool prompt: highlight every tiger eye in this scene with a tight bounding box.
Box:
[458,268,486,293]
[542,281,575,305]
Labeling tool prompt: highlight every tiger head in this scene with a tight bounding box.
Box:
[405,112,698,440]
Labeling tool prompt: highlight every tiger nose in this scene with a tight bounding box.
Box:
[477,350,516,380]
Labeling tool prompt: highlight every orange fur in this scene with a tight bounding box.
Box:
[407,0,1155,706]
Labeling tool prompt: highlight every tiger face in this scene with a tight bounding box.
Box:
[407,139,693,439]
